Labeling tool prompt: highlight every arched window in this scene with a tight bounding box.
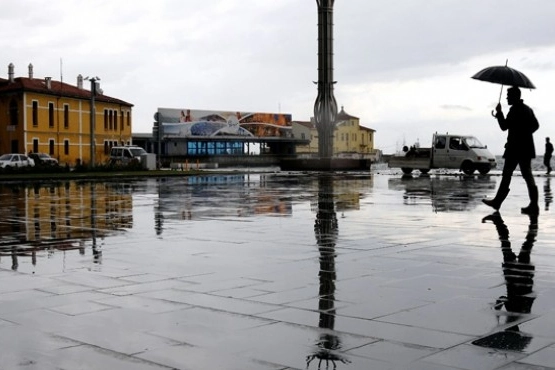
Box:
[9,99,18,126]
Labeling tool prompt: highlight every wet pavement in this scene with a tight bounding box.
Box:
[1,169,555,369]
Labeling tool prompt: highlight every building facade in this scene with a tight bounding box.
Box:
[152,108,308,166]
[0,63,133,166]
[292,106,378,159]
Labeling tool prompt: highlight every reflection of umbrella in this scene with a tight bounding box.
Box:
[472,329,532,352]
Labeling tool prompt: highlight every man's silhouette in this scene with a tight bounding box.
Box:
[483,86,540,215]
[544,137,553,174]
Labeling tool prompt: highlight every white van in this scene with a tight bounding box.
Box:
[109,146,147,164]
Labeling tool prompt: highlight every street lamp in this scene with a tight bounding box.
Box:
[85,76,100,167]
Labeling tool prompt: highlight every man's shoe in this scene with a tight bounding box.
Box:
[482,198,500,210]
[521,204,539,215]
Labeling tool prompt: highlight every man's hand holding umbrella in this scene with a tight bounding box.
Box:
[494,102,503,118]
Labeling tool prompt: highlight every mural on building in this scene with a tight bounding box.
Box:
[158,108,292,138]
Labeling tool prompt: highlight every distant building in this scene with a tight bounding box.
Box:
[131,132,156,154]
[152,108,308,165]
[292,106,379,160]
[0,63,133,165]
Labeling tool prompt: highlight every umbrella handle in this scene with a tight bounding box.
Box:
[501,60,508,99]
[492,84,504,118]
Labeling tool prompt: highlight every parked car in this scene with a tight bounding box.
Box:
[29,152,59,166]
[109,146,147,165]
[0,153,35,168]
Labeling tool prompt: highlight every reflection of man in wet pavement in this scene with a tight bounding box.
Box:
[544,177,552,211]
[476,212,537,351]
[483,86,540,215]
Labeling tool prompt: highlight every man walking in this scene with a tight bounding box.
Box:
[544,137,553,174]
[483,86,540,215]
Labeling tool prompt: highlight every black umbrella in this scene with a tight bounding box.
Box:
[472,65,536,90]
[471,60,535,114]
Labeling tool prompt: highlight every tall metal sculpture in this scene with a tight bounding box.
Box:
[314,0,338,158]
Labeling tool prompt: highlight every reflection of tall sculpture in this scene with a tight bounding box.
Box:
[314,0,338,158]
[314,176,337,328]
[475,213,537,351]
[307,175,350,368]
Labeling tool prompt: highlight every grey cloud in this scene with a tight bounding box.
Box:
[440,105,472,111]
[334,0,555,83]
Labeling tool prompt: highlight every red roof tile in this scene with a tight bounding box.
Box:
[0,77,133,106]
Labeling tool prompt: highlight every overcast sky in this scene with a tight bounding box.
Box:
[3,0,555,155]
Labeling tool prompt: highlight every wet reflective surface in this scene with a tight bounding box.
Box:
[1,171,555,369]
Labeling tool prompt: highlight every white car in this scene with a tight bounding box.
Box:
[109,146,147,164]
[0,153,35,168]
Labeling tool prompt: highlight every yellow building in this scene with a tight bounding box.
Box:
[292,106,378,159]
[0,63,133,166]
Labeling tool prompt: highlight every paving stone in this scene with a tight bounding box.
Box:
[1,172,554,369]
[518,345,555,368]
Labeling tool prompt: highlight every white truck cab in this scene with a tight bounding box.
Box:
[431,134,496,174]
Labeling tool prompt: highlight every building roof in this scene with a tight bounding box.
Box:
[360,125,376,133]
[336,106,358,121]
[132,132,154,139]
[0,76,133,107]
[293,119,375,132]
[292,120,313,129]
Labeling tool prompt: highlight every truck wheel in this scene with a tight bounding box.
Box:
[401,168,413,175]
[479,168,490,175]
[419,169,430,174]
[461,161,475,175]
